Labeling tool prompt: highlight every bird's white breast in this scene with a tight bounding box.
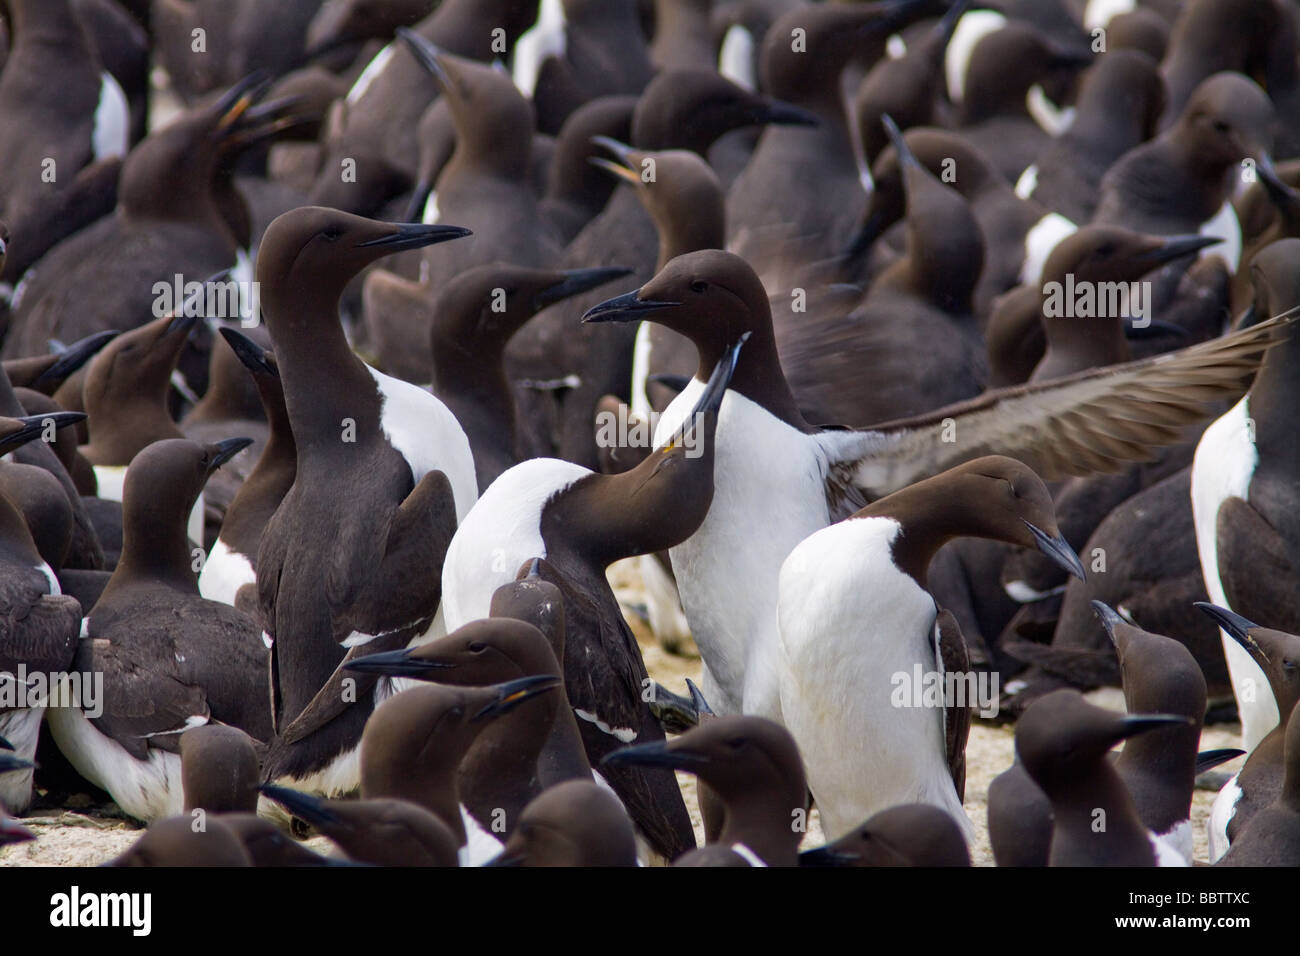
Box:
[441,457,589,631]
[1190,397,1277,752]
[93,71,130,161]
[653,383,832,716]
[512,0,567,99]
[1208,772,1242,862]
[366,365,478,521]
[777,516,971,841]
[198,537,255,606]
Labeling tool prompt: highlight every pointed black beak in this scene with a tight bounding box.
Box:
[1194,602,1266,660]
[1236,302,1261,330]
[396,27,452,88]
[752,97,819,128]
[358,222,472,251]
[582,290,681,323]
[881,114,919,169]
[0,815,35,845]
[799,844,860,867]
[0,412,88,456]
[588,136,644,187]
[472,674,563,722]
[1254,151,1298,204]
[1117,714,1196,740]
[1024,521,1085,581]
[600,740,710,771]
[0,735,12,751]
[0,752,35,774]
[259,784,339,827]
[206,437,254,475]
[166,269,231,335]
[689,333,747,418]
[403,181,434,224]
[845,208,889,261]
[533,267,635,312]
[1090,600,1127,641]
[211,72,272,132]
[1195,748,1246,776]
[33,330,120,388]
[343,647,454,678]
[1133,234,1222,266]
[1047,44,1094,69]
[218,327,276,378]
[1123,317,1189,341]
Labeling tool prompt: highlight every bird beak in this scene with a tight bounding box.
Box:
[0,735,12,751]
[1195,748,1246,776]
[218,327,276,377]
[1123,317,1188,341]
[1254,151,1297,202]
[588,136,645,187]
[582,290,681,323]
[799,845,860,867]
[207,437,255,475]
[1194,603,1268,662]
[258,784,339,827]
[472,675,563,722]
[1090,600,1127,642]
[1117,714,1196,740]
[1047,44,1094,69]
[1133,234,1222,265]
[600,740,710,771]
[532,267,635,312]
[343,647,454,678]
[845,208,889,261]
[403,181,434,224]
[357,222,472,251]
[881,114,920,170]
[212,72,271,132]
[0,815,35,845]
[751,97,819,128]
[1023,521,1086,581]
[165,269,231,336]
[0,753,36,774]
[0,412,88,456]
[33,330,120,388]
[397,27,453,89]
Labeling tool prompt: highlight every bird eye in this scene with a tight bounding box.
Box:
[727,738,745,749]
[1212,120,1230,134]
[1095,244,1116,258]
[322,227,341,242]
[690,280,708,294]
[468,642,486,653]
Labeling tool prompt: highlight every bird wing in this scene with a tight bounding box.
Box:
[820,314,1291,500]
[76,633,210,760]
[0,579,80,675]
[332,469,458,642]
[1215,495,1300,633]
[934,608,971,802]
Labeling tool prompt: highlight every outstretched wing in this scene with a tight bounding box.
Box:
[821,314,1291,499]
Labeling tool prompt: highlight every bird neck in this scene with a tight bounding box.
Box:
[261,289,377,445]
